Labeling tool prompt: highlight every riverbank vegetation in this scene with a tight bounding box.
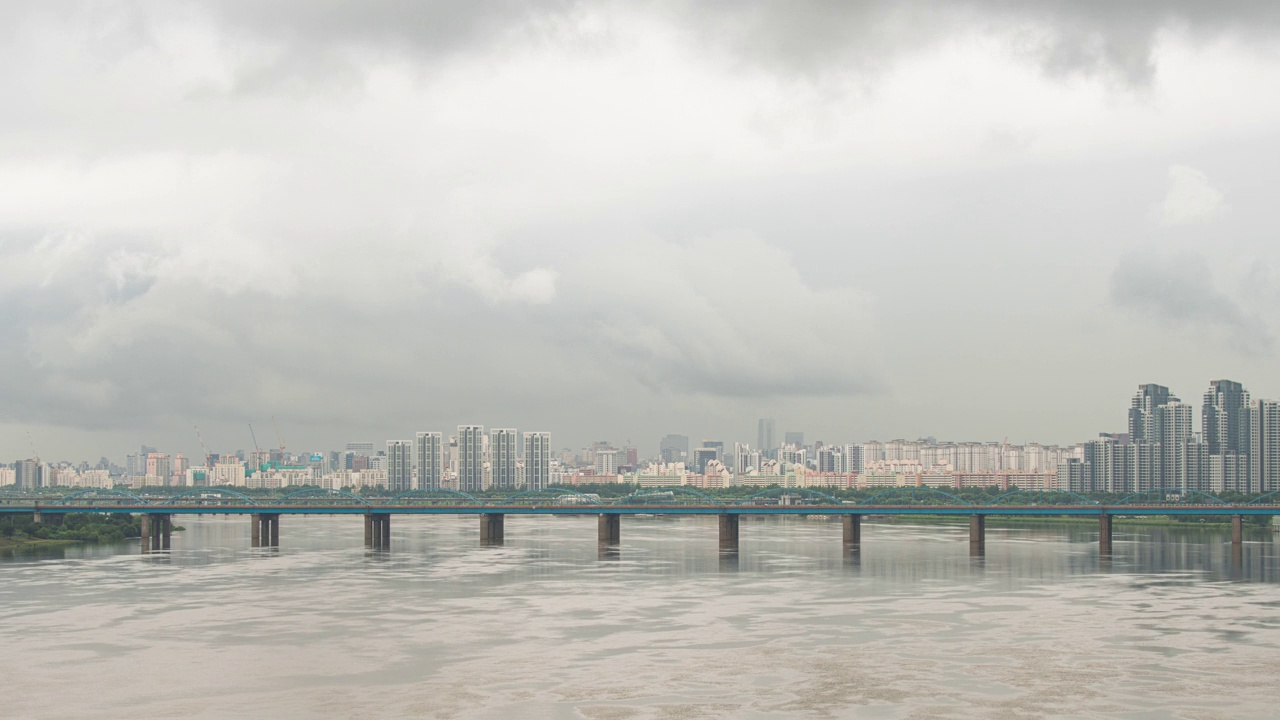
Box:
[0,513,143,546]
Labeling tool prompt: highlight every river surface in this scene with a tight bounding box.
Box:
[1,515,1278,719]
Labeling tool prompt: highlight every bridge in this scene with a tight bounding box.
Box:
[3,487,1277,555]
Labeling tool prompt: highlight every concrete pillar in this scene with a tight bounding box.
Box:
[161,515,172,550]
[150,514,162,551]
[480,513,505,545]
[32,508,42,524]
[364,514,374,548]
[842,515,861,545]
[379,514,390,549]
[969,515,985,555]
[140,513,153,554]
[598,514,620,545]
[1099,514,1113,555]
[1232,514,1243,545]
[718,513,740,552]
[251,513,261,547]
[269,514,280,547]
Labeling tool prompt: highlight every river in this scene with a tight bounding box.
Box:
[1,515,1277,718]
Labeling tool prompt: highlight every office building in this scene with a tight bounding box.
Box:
[757,419,775,459]
[659,434,689,464]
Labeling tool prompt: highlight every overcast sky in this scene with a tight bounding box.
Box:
[3,1,1280,462]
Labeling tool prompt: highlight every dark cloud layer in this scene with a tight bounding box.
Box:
[197,0,1280,86]
[1110,250,1273,354]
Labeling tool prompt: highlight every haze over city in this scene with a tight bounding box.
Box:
[4,2,1280,462]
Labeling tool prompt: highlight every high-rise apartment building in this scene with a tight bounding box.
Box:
[1204,380,1251,455]
[457,425,485,493]
[1156,402,1194,487]
[595,448,618,476]
[1250,400,1280,493]
[523,432,551,490]
[757,419,775,459]
[415,432,443,490]
[490,428,519,490]
[1129,384,1174,442]
[387,440,413,492]
[842,444,863,474]
[15,459,41,490]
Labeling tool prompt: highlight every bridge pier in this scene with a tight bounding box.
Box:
[252,513,279,547]
[1099,514,1113,555]
[139,514,171,553]
[598,513,620,546]
[365,513,391,549]
[140,513,152,554]
[969,515,985,555]
[718,513,740,552]
[481,513,505,545]
[842,515,861,546]
[1232,514,1243,545]
[32,509,64,525]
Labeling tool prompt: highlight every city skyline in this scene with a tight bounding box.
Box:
[11,377,1280,499]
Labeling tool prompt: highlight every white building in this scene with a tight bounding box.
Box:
[387,440,413,492]
[1251,399,1280,493]
[457,425,485,493]
[490,428,519,490]
[416,432,444,490]
[524,431,551,491]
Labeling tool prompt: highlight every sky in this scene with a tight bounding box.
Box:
[2,1,1280,462]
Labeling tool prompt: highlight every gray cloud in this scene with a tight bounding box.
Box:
[1110,250,1273,353]
[183,0,1280,87]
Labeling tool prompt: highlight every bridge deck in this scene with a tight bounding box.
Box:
[5,504,1280,516]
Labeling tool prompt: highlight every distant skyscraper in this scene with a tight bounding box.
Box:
[784,431,804,448]
[457,425,485,493]
[1250,400,1280,493]
[757,418,775,459]
[524,432,551,490]
[387,440,413,492]
[659,434,689,464]
[415,432,443,490]
[692,447,718,474]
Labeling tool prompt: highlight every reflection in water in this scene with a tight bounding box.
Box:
[0,514,1277,718]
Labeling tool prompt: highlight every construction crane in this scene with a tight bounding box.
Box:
[26,431,39,464]
[272,416,286,459]
[194,425,212,468]
[249,423,262,453]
